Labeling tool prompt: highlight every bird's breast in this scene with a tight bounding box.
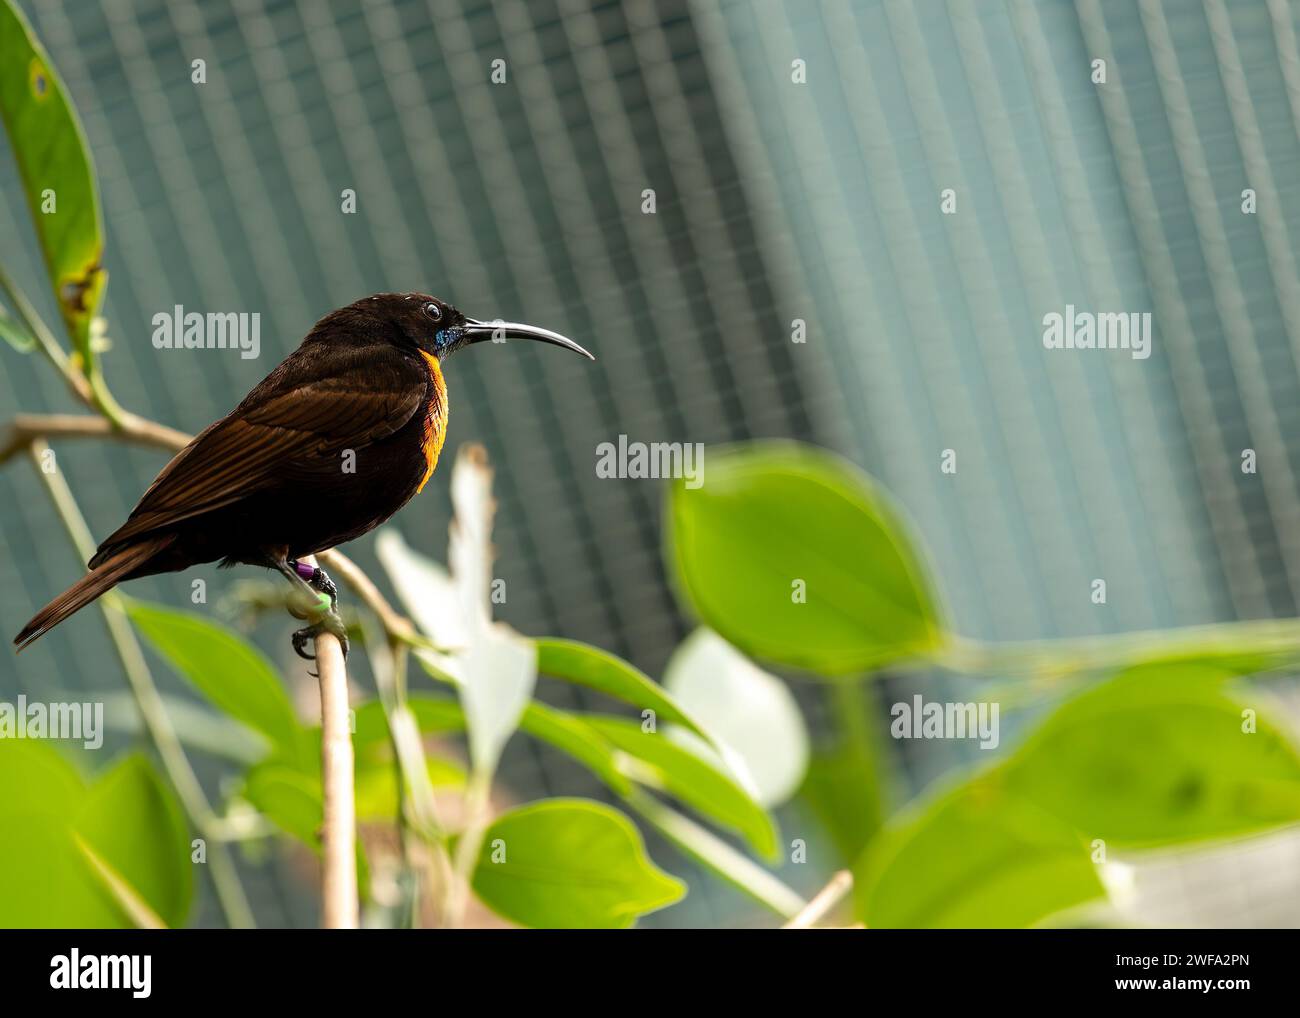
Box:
[416,351,448,493]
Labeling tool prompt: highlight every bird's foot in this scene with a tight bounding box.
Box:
[291,608,350,673]
[285,560,347,670]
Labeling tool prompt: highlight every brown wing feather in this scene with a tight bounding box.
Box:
[90,339,426,566]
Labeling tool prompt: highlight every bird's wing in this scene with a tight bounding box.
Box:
[90,342,427,562]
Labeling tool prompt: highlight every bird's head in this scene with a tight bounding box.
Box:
[361,292,594,363]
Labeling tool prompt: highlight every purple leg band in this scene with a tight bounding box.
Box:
[294,561,317,581]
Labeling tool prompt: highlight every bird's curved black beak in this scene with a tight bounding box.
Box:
[461,318,595,360]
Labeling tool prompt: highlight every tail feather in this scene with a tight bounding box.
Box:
[13,536,173,651]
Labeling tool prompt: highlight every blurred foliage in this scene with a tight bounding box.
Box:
[467,800,684,929]
[4,0,1300,931]
[0,741,190,926]
[667,441,944,676]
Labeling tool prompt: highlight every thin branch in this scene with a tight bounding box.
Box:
[783,869,854,929]
[0,412,190,465]
[302,554,358,929]
[26,440,255,929]
[623,788,807,920]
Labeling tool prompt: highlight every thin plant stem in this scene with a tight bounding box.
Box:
[623,788,807,920]
[783,869,854,929]
[366,620,455,927]
[446,769,492,927]
[302,553,358,929]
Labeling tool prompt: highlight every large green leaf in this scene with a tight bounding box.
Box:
[666,442,943,675]
[0,0,106,360]
[1002,664,1300,847]
[0,742,191,927]
[854,773,1104,928]
[470,799,684,928]
[535,638,720,749]
[583,715,779,860]
[126,600,310,770]
[0,740,116,926]
[75,754,192,929]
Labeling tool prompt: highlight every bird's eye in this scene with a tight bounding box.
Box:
[422,302,442,322]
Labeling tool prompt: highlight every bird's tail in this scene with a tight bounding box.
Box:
[13,535,174,652]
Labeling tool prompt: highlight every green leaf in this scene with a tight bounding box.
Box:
[470,799,684,928]
[0,0,106,360]
[1002,663,1300,848]
[583,715,779,860]
[535,638,720,750]
[126,600,310,770]
[74,754,192,929]
[243,763,321,844]
[517,701,632,796]
[0,304,35,352]
[666,441,943,675]
[0,740,118,926]
[0,742,191,927]
[854,773,1104,928]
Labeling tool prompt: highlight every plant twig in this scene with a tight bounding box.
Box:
[303,557,358,929]
[623,788,807,920]
[783,869,854,929]
[0,412,190,464]
[26,440,255,928]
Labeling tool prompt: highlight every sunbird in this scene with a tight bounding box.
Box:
[14,293,593,657]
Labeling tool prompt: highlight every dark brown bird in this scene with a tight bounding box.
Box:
[14,292,592,657]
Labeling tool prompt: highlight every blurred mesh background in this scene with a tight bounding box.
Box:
[3,0,1300,926]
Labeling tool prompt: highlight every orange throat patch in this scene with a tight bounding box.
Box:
[416,351,448,493]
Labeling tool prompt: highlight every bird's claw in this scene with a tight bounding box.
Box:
[291,610,350,675]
